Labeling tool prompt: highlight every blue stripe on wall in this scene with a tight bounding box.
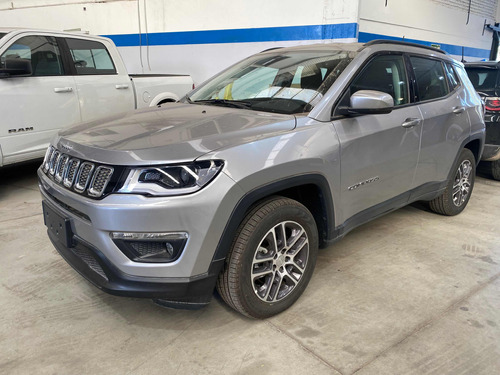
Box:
[104,23,358,47]
[359,32,490,59]
[103,25,490,60]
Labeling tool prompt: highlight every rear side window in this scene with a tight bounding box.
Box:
[444,63,460,91]
[410,56,449,101]
[66,38,116,75]
[0,35,64,76]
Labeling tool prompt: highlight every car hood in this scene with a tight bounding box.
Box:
[56,103,296,165]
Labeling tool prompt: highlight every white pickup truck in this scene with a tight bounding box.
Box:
[0,28,193,166]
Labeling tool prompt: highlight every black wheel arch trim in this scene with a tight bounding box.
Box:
[450,133,484,181]
[209,174,335,270]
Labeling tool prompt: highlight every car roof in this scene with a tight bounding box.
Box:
[0,28,112,43]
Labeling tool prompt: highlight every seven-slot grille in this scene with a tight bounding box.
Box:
[42,146,114,198]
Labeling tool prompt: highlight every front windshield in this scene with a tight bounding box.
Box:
[189,49,357,114]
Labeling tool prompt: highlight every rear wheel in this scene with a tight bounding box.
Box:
[217,197,318,319]
[491,160,500,181]
[429,148,476,216]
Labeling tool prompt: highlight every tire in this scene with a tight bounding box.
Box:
[491,160,500,181]
[429,148,476,216]
[217,197,318,319]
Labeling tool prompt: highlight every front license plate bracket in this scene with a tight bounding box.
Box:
[42,201,74,248]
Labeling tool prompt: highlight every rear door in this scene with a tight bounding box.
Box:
[0,34,80,165]
[64,37,134,122]
[409,57,470,190]
[332,54,422,222]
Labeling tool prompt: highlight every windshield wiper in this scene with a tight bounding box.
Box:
[192,99,253,109]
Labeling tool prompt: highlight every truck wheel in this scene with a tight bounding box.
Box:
[217,197,318,319]
[429,148,475,216]
[491,160,500,181]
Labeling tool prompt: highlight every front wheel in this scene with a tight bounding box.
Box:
[429,148,476,216]
[217,197,318,319]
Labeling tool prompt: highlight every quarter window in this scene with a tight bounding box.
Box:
[444,63,460,91]
[66,38,116,75]
[410,56,449,101]
[0,35,64,76]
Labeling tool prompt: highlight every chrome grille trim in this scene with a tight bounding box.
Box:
[88,166,114,198]
[42,146,115,198]
[55,154,69,183]
[63,159,81,188]
[49,151,60,176]
[74,162,95,193]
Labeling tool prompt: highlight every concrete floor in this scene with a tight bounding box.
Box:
[0,161,499,375]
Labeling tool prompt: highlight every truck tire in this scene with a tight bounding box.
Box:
[217,197,318,319]
[429,148,476,216]
[491,160,500,181]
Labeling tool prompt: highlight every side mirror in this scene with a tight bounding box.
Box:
[0,58,32,78]
[338,90,394,116]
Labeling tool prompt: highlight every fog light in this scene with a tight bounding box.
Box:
[111,232,188,263]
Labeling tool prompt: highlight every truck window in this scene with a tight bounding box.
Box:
[66,38,116,75]
[0,35,64,76]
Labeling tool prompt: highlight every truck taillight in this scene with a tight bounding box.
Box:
[192,83,195,90]
[485,97,500,111]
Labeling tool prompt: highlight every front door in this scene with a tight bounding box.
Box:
[332,54,422,222]
[0,34,80,165]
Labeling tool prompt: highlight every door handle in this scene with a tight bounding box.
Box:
[54,87,73,93]
[115,84,129,89]
[453,106,465,114]
[401,118,421,128]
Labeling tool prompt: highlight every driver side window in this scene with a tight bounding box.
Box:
[0,35,64,76]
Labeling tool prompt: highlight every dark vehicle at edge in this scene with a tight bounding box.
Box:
[465,61,500,180]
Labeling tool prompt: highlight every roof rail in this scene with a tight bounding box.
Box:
[363,39,447,55]
[260,47,283,53]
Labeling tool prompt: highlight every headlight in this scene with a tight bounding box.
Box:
[118,160,224,196]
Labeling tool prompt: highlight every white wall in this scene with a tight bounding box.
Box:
[358,0,497,61]
[1,0,499,83]
[0,0,359,83]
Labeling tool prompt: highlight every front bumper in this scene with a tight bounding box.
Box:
[46,225,223,305]
[38,167,242,305]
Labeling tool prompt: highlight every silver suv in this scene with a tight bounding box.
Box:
[38,40,485,318]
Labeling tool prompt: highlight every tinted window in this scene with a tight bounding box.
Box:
[0,35,64,76]
[410,57,448,101]
[444,63,460,91]
[346,54,409,106]
[66,38,116,75]
[464,67,498,91]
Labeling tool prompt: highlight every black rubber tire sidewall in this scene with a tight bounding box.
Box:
[430,148,476,216]
[226,198,318,319]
